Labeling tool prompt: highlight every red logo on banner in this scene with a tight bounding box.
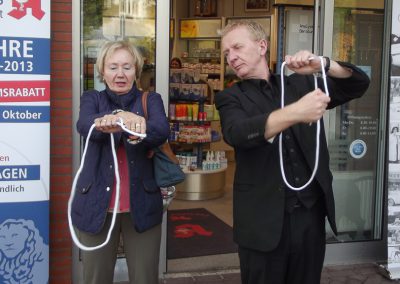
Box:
[8,0,45,20]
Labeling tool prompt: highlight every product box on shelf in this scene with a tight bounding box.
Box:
[170,69,181,83]
[181,68,195,84]
[177,124,211,144]
[180,84,192,100]
[169,83,180,100]
[170,103,208,122]
[176,152,197,171]
[191,84,203,100]
[204,104,214,120]
[170,83,207,101]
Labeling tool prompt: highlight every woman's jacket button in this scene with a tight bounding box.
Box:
[106,187,111,192]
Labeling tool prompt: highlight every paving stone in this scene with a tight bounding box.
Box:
[320,278,330,284]
[347,273,369,281]
[220,273,241,283]
[193,274,225,283]
[160,277,196,283]
[328,276,348,283]
[345,278,364,284]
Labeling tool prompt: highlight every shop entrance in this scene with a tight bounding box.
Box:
[72,0,388,282]
[166,16,237,261]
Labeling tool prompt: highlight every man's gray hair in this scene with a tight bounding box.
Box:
[218,20,267,41]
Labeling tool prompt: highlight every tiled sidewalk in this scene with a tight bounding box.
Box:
[158,263,400,284]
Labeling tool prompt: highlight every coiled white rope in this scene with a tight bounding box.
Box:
[68,119,146,251]
[279,56,329,191]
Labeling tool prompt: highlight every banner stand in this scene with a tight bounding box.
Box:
[0,0,51,283]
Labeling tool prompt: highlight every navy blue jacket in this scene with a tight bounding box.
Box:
[72,86,170,234]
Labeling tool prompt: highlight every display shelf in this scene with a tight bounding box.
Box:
[170,141,210,145]
[171,17,226,200]
[169,119,220,123]
[182,168,226,174]
[201,72,221,76]
[169,98,209,103]
[170,138,221,145]
[184,56,220,60]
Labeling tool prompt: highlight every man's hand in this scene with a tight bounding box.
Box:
[292,88,331,123]
[285,50,353,78]
[264,88,330,140]
[284,50,323,75]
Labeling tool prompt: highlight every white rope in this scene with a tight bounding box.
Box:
[68,119,146,251]
[279,56,329,191]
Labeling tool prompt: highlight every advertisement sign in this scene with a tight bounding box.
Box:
[0,0,50,282]
[284,9,313,61]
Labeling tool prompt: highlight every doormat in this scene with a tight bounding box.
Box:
[167,208,238,259]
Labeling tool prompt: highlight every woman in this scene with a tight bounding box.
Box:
[71,40,169,284]
[170,57,182,69]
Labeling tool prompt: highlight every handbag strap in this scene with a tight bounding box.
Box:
[142,91,149,120]
[141,91,180,165]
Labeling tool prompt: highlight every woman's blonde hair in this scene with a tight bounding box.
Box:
[96,40,144,82]
[219,20,267,42]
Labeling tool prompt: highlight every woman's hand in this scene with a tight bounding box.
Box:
[94,111,146,137]
[94,114,122,133]
[116,111,146,136]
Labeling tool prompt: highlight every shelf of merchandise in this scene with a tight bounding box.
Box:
[169,102,213,169]
[171,18,227,200]
[170,100,227,201]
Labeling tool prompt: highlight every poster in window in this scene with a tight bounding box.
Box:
[392,0,400,76]
[179,19,221,39]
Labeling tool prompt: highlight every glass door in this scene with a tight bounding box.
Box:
[82,0,157,92]
[316,0,386,262]
[80,1,157,281]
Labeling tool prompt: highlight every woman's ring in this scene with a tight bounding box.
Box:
[135,123,141,128]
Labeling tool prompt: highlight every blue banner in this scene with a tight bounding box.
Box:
[0,105,50,122]
[0,37,50,75]
[0,201,49,283]
[0,165,40,181]
[0,0,51,282]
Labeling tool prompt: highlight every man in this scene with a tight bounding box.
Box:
[215,21,370,284]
